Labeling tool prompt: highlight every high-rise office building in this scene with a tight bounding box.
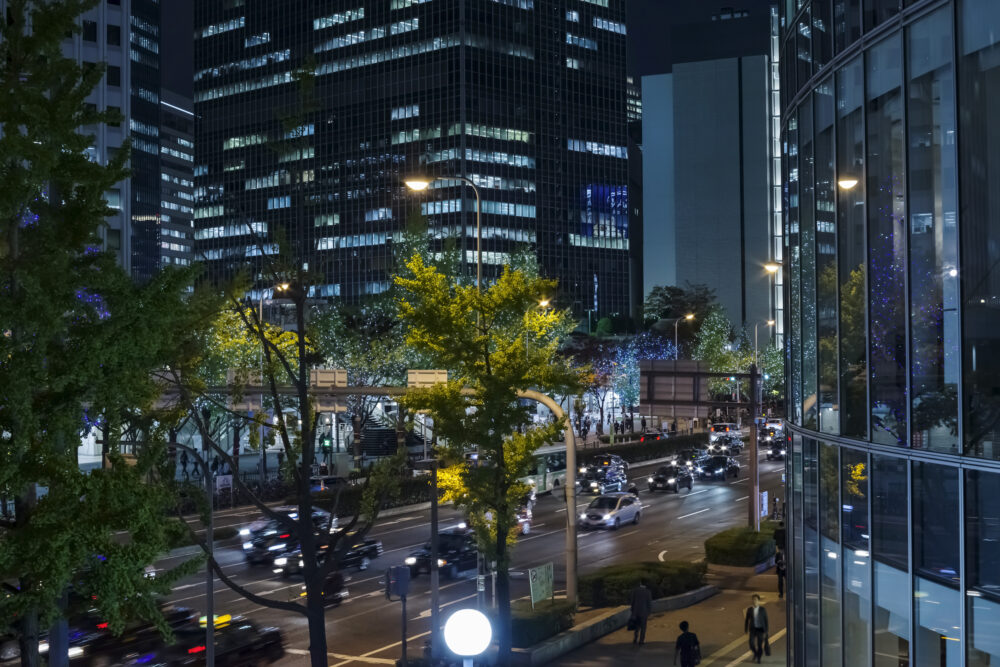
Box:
[192,0,631,317]
[58,0,176,279]
[630,1,782,337]
[159,90,196,268]
[781,1,1000,665]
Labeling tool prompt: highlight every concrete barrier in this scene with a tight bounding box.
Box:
[511,585,718,666]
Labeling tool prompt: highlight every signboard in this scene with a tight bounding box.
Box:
[760,490,769,519]
[215,474,233,493]
[529,562,554,608]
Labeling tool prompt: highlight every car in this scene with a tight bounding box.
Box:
[273,536,383,576]
[638,430,668,443]
[156,615,286,665]
[765,419,784,433]
[764,442,787,460]
[516,504,533,535]
[646,465,694,493]
[405,527,479,579]
[709,423,739,443]
[591,453,629,475]
[54,606,199,666]
[709,434,743,456]
[240,507,336,565]
[695,455,740,480]
[578,468,627,494]
[578,493,643,530]
[670,448,709,469]
[309,476,352,493]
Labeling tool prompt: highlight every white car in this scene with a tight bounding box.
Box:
[709,423,739,443]
[578,492,643,530]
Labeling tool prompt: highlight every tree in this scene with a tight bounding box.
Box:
[693,306,740,397]
[569,338,616,432]
[395,256,578,663]
[0,2,202,663]
[643,282,719,347]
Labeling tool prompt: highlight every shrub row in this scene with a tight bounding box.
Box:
[510,599,578,648]
[704,526,776,566]
[169,524,239,549]
[578,560,707,608]
[304,477,432,518]
[581,433,708,466]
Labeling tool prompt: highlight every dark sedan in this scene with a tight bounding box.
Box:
[646,465,693,493]
[694,455,740,480]
[240,507,335,565]
[578,468,627,494]
[670,448,709,469]
[273,536,383,576]
[406,527,479,580]
[158,616,285,666]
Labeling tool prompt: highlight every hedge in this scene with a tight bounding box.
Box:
[581,433,708,466]
[169,523,239,548]
[704,526,776,566]
[293,477,432,517]
[578,561,707,608]
[510,599,578,648]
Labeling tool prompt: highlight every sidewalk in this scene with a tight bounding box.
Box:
[551,571,787,666]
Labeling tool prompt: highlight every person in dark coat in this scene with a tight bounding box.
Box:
[674,620,701,667]
[179,450,189,478]
[629,580,653,645]
[775,549,787,598]
[744,594,769,663]
[773,521,787,552]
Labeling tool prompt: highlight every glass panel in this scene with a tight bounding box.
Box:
[913,462,959,586]
[800,98,818,430]
[965,469,1000,667]
[812,0,832,72]
[872,454,910,666]
[837,56,868,439]
[793,436,805,662]
[875,560,911,666]
[864,0,899,32]
[907,8,959,454]
[820,443,842,666]
[958,0,1000,460]
[914,577,961,666]
[797,7,813,87]
[815,83,838,434]
[834,0,862,54]
[803,438,820,667]
[842,447,870,666]
[866,36,907,447]
[789,112,803,426]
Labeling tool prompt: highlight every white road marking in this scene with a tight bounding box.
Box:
[729,478,749,484]
[411,593,478,620]
[736,495,749,501]
[658,550,669,562]
[285,648,395,664]
[677,508,711,520]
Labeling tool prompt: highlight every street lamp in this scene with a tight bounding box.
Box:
[674,313,695,360]
[443,608,492,667]
[764,263,780,274]
[406,176,482,293]
[258,283,289,478]
[754,320,776,367]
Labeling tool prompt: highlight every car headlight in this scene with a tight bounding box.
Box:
[667,478,676,484]
[267,543,287,551]
[602,514,611,521]
[579,467,587,473]
[243,542,253,550]
[647,477,654,483]
[239,528,250,536]
[686,461,693,467]
[39,642,48,654]
[716,469,724,474]
[781,449,786,455]
[437,559,446,567]
[405,557,417,565]
[68,647,84,658]
[274,557,287,566]
[696,467,703,472]
[590,482,598,487]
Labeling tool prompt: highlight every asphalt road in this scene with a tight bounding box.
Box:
[160,450,787,666]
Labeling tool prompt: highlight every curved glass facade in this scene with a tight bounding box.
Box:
[781,0,1000,664]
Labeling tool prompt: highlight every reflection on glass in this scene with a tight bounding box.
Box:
[836,57,868,439]
[908,8,959,454]
[915,577,961,666]
[875,561,910,666]
[788,114,803,426]
[958,0,1000,459]
[913,462,959,586]
[819,442,842,665]
[834,0,862,54]
[872,454,908,569]
[797,7,813,87]
[965,469,1000,666]
[800,99,818,430]
[803,439,820,666]
[814,83,838,434]
[842,448,869,665]
[866,36,907,447]
[864,0,899,32]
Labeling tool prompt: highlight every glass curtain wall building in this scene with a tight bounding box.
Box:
[193,0,630,316]
[780,0,1000,665]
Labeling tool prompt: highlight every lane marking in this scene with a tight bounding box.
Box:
[677,508,711,520]
[411,593,477,620]
[721,627,787,666]
[729,478,749,484]
[285,648,395,664]
[735,496,749,501]
[658,550,668,562]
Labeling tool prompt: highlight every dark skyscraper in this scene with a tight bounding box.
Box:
[159,90,195,268]
[193,0,630,316]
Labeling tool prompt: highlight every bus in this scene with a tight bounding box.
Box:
[521,444,567,494]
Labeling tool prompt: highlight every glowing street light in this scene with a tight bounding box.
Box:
[406,176,482,292]
[837,178,859,190]
[764,263,780,274]
[443,608,493,666]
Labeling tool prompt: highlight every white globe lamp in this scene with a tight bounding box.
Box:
[443,608,492,665]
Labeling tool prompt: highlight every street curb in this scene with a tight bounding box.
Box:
[367,499,453,520]
[511,585,718,666]
[708,559,775,576]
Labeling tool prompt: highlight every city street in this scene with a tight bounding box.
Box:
[159,450,787,666]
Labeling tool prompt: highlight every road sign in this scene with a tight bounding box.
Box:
[477,574,485,592]
[529,562,554,608]
[760,490,769,519]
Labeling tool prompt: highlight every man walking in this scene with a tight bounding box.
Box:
[674,620,700,667]
[629,580,653,645]
[775,549,787,599]
[744,594,769,663]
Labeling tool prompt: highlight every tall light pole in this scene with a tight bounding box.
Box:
[258,283,288,479]
[764,262,780,347]
[753,320,776,368]
[673,313,696,360]
[406,176,482,292]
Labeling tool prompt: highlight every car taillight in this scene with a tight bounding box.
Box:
[188,646,206,654]
[640,436,644,442]
[279,534,290,539]
[97,622,108,629]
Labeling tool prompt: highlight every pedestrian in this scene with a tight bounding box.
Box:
[641,417,647,431]
[179,450,189,478]
[744,594,769,663]
[210,455,220,476]
[671,420,678,435]
[674,620,701,667]
[628,579,653,645]
[773,521,787,552]
[775,549,787,599]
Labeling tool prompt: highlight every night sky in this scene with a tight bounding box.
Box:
[161,0,193,97]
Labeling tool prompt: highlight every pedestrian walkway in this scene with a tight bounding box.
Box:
[551,572,786,666]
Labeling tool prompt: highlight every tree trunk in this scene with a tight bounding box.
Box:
[495,521,512,665]
[304,576,329,667]
[16,486,39,667]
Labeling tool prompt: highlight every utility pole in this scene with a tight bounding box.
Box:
[748,364,760,531]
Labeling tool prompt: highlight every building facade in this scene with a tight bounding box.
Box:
[630,0,782,336]
[158,90,196,268]
[781,0,1000,665]
[192,0,631,317]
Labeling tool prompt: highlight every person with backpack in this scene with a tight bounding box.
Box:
[674,620,701,667]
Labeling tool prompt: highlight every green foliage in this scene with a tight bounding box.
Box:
[303,475,431,517]
[510,599,577,648]
[581,433,708,464]
[578,561,707,607]
[0,0,206,651]
[644,283,718,335]
[704,526,776,566]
